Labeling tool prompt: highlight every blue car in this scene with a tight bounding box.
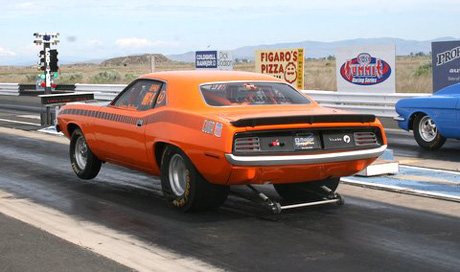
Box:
[395,83,460,150]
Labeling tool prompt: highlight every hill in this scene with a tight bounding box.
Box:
[101,54,170,66]
[167,37,457,62]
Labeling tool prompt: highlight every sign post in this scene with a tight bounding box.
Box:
[336,45,395,93]
[432,40,460,93]
[34,32,60,127]
[255,48,304,89]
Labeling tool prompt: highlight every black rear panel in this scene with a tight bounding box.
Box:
[233,127,383,155]
[230,114,376,127]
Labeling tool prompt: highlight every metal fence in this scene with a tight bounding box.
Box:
[0,82,430,118]
[74,83,126,101]
[0,83,20,96]
[304,90,430,118]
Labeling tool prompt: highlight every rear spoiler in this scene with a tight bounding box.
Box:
[230,114,376,127]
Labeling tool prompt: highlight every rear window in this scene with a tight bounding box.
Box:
[200,82,311,106]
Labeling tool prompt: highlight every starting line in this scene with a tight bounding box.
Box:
[344,165,460,202]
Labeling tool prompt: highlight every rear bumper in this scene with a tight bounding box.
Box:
[225,145,387,166]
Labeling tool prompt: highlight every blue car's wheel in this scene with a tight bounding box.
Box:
[413,114,446,150]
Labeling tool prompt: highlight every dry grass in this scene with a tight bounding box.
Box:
[0,56,433,93]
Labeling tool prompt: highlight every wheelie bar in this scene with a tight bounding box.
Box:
[247,185,345,214]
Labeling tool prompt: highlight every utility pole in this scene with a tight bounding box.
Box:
[150,55,155,73]
[34,33,60,94]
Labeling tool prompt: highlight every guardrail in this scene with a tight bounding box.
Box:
[74,83,126,101]
[304,90,430,118]
[0,82,431,118]
[0,83,20,96]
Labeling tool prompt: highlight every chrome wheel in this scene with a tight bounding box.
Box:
[418,115,437,142]
[168,154,187,196]
[75,136,88,170]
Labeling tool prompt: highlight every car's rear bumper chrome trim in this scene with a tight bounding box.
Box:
[225,145,387,166]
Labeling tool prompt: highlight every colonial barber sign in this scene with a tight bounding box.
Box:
[432,40,460,93]
[336,45,396,93]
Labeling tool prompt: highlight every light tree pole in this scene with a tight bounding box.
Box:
[33,33,60,94]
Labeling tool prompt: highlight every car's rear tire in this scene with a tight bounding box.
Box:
[160,146,229,212]
[413,114,446,150]
[70,128,101,179]
[274,178,340,202]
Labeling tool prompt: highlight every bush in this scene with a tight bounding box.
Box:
[124,73,138,82]
[414,63,432,77]
[25,74,38,82]
[58,73,83,83]
[91,70,122,83]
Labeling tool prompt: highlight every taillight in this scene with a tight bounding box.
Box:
[234,137,261,152]
[354,132,378,146]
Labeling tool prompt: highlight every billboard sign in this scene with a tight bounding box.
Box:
[195,50,233,70]
[432,41,460,93]
[255,48,304,89]
[336,45,395,93]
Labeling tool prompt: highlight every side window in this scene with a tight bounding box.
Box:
[113,80,162,111]
[154,88,167,108]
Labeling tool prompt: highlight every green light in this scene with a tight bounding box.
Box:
[40,74,45,79]
[53,72,58,78]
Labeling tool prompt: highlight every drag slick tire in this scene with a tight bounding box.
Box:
[70,128,102,180]
[274,178,340,202]
[160,146,229,212]
[413,114,446,150]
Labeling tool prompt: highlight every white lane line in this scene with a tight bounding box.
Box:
[341,178,460,203]
[0,190,221,272]
[0,126,69,144]
[0,118,40,126]
[400,165,460,176]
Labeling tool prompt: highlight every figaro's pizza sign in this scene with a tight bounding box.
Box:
[255,48,304,89]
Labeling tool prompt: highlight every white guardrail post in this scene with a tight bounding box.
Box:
[0,83,20,96]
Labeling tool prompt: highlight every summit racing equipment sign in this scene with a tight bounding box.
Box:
[195,50,233,70]
[339,53,391,85]
[432,40,460,93]
[255,48,304,89]
[336,45,395,93]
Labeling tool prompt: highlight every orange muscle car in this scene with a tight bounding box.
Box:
[57,71,387,212]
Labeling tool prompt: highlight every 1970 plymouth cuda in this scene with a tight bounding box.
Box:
[395,83,460,150]
[57,71,387,211]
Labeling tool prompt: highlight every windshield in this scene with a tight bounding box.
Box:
[200,82,311,107]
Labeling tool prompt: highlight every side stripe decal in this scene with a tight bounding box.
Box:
[59,109,150,126]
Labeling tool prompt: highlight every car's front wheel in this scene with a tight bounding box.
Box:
[413,114,446,150]
[160,146,229,212]
[274,178,340,202]
[70,128,102,179]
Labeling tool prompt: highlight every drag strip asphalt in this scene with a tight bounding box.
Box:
[0,213,133,272]
[0,127,459,271]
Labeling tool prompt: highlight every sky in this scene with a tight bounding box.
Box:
[0,0,459,64]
